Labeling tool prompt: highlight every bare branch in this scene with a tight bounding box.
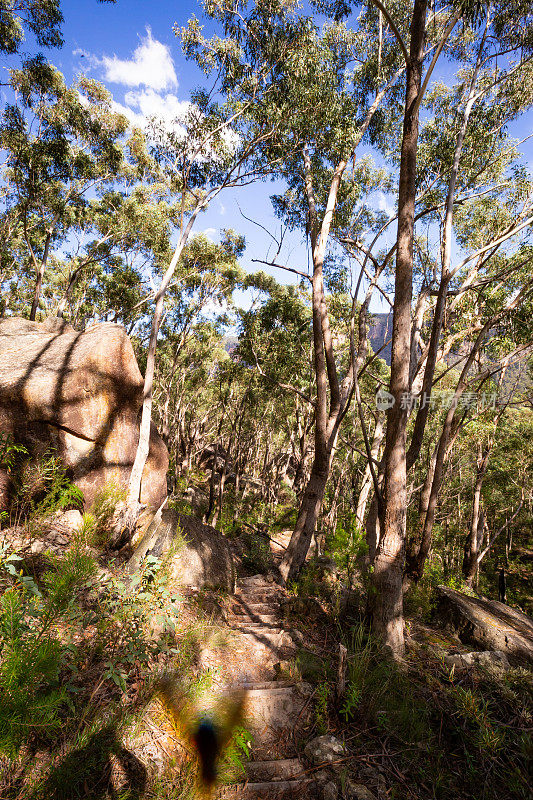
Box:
[368,0,410,65]
[251,258,311,283]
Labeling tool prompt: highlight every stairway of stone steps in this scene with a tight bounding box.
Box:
[221,573,316,798]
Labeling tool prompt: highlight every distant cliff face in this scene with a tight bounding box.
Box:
[223,313,394,365]
[368,312,393,365]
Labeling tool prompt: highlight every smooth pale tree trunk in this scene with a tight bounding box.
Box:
[279,150,350,583]
[369,0,428,657]
[279,58,410,583]
[29,231,52,321]
[462,442,491,586]
[405,19,486,470]
[127,209,203,515]
[356,414,384,527]
[56,264,82,319]
[280,446,336,581]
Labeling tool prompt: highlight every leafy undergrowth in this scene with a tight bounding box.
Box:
[290,609,532,800]
[0,528,247,800]
[0,441,250,800]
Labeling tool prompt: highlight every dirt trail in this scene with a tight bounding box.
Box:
[220,562,316,798]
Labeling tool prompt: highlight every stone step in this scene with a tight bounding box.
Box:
[226,612,283,628]
[231,601,280,616]
[245,683,313,733]
[235,588,283,603]
[238,622,301,643]
[221,778,315,797]
[236,624,284,636]
[239,575,276,587]
[236,596,282,608]
[246,758,305,783]
[238,631,300,659]
[236,579,281,590]
[227,613,280,626]
[236,630,284,653]
[236,626,288,647]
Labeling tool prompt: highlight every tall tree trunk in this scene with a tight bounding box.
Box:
[278,54,403,580]
[463,443,491,586]
[369,0,428,657]
[405,15,487,471]
[279,149,350,583]
[127,207,203,513]
[356,414,384,527]
[29,230,52,321]
[280,447,335,580]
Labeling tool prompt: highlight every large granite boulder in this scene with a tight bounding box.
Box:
[127,509,235,592]
[434,586,533,666]
[0,316,168,510]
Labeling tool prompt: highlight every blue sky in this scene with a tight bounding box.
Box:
[58,0,314,312]
[20,1,533,316]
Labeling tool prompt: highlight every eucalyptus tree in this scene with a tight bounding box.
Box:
[0,65,128,319]
[394,39,533,591]
[151,230,245,457]
[404,253,533,585]
[126,0,324,515]
[0,0,115,55]
[0,0,63,55]
[237,274,313,408]
[236,273,315,495]
[335,0,533,655]
[229,0,411,583]
[409,373,533,597]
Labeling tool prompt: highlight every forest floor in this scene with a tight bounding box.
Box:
[165,527,533,800]
[0,511,532,800]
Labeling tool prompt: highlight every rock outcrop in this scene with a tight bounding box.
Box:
[0,316,168,510]
[441,649,510,672]
[128,509,235,592]
[434,586,533,666]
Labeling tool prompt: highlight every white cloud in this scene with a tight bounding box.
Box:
[110,98,144,128]
[111,89,190,133]
[73,48,99,69]
[102,28,177,92]
[124,88,189,123]
[199,228,217,240]
[377,191,395,218]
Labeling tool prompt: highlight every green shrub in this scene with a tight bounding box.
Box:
[0,544,97,756]
[83,482,127,547]
[2,442,84,532]
[341,624,432,745]
[327,512,368,587]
